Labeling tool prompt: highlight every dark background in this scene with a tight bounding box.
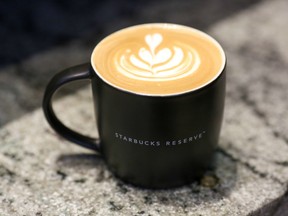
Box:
[0,0,262,66]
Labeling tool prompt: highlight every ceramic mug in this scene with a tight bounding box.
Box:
[43,24,226,188]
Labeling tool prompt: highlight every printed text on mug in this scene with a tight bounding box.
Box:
[114,131,206,147]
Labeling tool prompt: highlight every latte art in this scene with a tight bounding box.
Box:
[116,33,201,81]
[91,23,225,96]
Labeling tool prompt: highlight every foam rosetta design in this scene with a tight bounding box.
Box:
[115,33,201,81]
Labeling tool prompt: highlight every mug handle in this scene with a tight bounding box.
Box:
[43,63,101,152]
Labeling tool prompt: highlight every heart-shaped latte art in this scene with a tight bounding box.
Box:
[145,33,162,53]
[116,33,201,81]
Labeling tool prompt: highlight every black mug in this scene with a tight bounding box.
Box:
[43,24,226,189]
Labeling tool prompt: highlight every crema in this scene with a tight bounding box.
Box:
[91,23,225,96]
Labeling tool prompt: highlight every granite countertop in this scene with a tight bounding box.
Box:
[1,0,288,215]
[0,84,287,215]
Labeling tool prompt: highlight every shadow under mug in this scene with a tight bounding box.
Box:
[43,62,226,189]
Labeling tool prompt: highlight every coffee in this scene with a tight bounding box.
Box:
[91,23,225,96]
[44,23,226,188]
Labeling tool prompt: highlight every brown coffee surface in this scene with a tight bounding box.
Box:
[91,23,225,96]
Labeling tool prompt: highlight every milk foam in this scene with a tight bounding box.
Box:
[116,33,201,81]
[91,23,225,96]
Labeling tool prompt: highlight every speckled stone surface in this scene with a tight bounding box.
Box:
[0,86,286,216]
[1,0,288,215]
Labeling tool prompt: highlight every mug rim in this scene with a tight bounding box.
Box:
[90,23,226,97]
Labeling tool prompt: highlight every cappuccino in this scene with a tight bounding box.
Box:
[91,23,225,96]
